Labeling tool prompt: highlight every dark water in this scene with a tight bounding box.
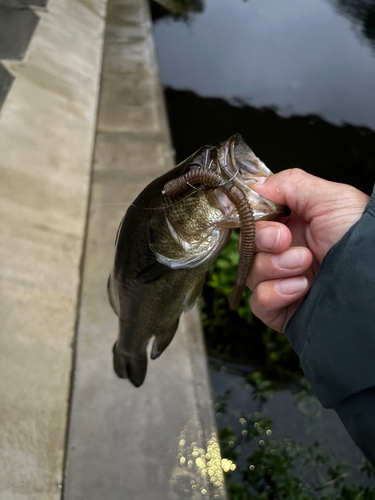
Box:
[153,0,375,129]
[164,87,374,192]
[150,0,375,492]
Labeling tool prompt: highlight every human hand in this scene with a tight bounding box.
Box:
[247,169,370,332]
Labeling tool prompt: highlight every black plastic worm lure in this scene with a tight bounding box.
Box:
[163,169,255,310]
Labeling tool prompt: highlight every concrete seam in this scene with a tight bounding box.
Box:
[60,1,109,497]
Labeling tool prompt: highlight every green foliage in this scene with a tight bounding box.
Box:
[246,371,275,408]
[205,231,253,324]
[219,427,238,463]
[362,462,375,479]
[215,389,231,415]
[202,231,303,382]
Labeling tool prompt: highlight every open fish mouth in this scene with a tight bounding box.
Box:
[165,133,289,226]
[211,133,289,224]
[163,134,289,309]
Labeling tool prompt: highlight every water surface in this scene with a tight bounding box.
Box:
[153,0,375,130]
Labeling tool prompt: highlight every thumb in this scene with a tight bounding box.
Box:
[252,168,342,222]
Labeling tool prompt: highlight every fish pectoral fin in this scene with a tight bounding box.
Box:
[135,260,173,284]
[183,274,206,312]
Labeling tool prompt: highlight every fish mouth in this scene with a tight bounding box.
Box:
[162,135,289,310]
[217,133,272,181]
[208,134,289,225]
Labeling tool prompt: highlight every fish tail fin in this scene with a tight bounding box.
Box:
[112,342,148,388]
[151,319,179,360]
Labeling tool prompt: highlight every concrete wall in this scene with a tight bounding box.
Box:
[0,1,107,498]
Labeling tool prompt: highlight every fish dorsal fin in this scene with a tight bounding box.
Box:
[183,274,206,312]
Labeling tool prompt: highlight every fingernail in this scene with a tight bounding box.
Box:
[257,226,281,249]
[276,277,308,295]
[273,248,306,269]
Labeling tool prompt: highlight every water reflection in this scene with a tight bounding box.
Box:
[153,0,204,16]
[152,0,375,130]
[331,0,375,46]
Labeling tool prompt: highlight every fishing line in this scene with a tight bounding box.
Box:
[131,188,202,211]
[205,149,209,169]
[85,145,242,216]
[228,139,240,182]
[215,138,240,185]
[76,174,243,220]
[217,156,240,186]
[89,187,203,215]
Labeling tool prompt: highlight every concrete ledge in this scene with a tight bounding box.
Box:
[0,1,107,498]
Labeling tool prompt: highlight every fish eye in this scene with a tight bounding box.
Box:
[184,163,201,174]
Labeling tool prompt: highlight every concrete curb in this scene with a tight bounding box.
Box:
[63,1,228,499]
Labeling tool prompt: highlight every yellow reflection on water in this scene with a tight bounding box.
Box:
[169,426,227,499]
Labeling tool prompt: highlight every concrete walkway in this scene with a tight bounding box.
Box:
[0,0,228,499]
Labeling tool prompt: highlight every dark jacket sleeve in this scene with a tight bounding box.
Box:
[285,183,375,465]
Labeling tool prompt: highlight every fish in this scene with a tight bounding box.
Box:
[107,134,289,387]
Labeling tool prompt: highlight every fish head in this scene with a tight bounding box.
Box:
[212,133,290,223]
[170,133,289,227]
[152,135,289,270]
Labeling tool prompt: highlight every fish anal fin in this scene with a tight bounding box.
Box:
[151,319,179,360]
[183,274,206,313]
[107,275,118,315]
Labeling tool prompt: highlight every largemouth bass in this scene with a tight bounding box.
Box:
[107,134,289,387]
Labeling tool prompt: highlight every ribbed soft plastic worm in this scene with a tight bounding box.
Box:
[163,170,255,310]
